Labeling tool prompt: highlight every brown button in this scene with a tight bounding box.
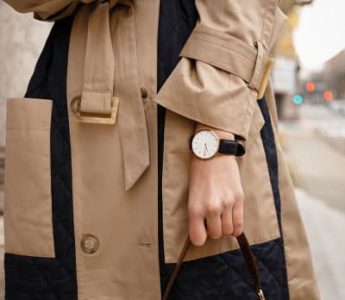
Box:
[81,234,99,254]
[140,87,149,100]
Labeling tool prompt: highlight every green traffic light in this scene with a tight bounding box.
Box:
[293,94,304,105]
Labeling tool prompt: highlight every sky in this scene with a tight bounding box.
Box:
[294,0,345,72]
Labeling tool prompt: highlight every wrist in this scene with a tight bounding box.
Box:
[191,123,245,159]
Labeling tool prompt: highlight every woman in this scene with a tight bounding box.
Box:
[3,0,320,299]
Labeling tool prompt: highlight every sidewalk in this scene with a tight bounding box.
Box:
[280,104,345,300]
[296,189,345,300]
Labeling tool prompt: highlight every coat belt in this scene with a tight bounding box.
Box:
[71,0,150,191]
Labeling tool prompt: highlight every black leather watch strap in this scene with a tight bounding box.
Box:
[219,139,245,156]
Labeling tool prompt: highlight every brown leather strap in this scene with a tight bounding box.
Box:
[163,233,265,300]
[162,236,191,300]
[237,233,265,300]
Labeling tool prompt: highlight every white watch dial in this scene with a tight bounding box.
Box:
[191,129,220,159]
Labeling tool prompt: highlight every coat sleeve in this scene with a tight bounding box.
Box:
[154,0,285,140]
[3,0,96,21]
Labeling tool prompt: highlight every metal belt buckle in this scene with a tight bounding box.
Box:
[258,58,275,100]
[70,96,119,125]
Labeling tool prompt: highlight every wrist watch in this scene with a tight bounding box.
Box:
[189,129,245,159]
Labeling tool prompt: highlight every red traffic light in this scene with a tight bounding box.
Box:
[323,90,333,101]
[306,82,316,92]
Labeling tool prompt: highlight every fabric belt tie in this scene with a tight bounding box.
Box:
[73,1,150,191]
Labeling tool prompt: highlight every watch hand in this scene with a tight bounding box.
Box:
[203,143,206,156]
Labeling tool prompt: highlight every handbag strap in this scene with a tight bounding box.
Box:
[162,233,265,300]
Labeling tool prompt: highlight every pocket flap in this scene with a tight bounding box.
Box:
[6,98,52,130]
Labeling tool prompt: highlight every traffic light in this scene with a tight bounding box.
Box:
[305,82,316,93]
[323,90,333,101]
[293,94,304,105]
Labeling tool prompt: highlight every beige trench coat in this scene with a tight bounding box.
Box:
[3,0,320,299]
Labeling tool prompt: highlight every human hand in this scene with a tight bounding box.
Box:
[188,124,244,246]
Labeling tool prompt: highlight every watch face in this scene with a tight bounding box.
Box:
[191,129,220,159]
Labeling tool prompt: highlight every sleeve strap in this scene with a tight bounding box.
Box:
[180,25,267,92]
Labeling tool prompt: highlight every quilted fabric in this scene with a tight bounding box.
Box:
[4,16,78,300]
[258,99,283,232]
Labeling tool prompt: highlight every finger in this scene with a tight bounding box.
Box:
[206,215,222,239]
[221,206,234,236]
[189,215,207,246]
[232,199,244,237]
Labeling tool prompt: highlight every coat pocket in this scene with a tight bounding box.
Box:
[3,98,55,258]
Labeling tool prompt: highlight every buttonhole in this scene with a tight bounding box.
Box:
[140,87,149,100]
[138,241,151,247]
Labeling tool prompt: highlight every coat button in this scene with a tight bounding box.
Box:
[81,234,99,254]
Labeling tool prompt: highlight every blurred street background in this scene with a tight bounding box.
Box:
[0,0,345,299]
